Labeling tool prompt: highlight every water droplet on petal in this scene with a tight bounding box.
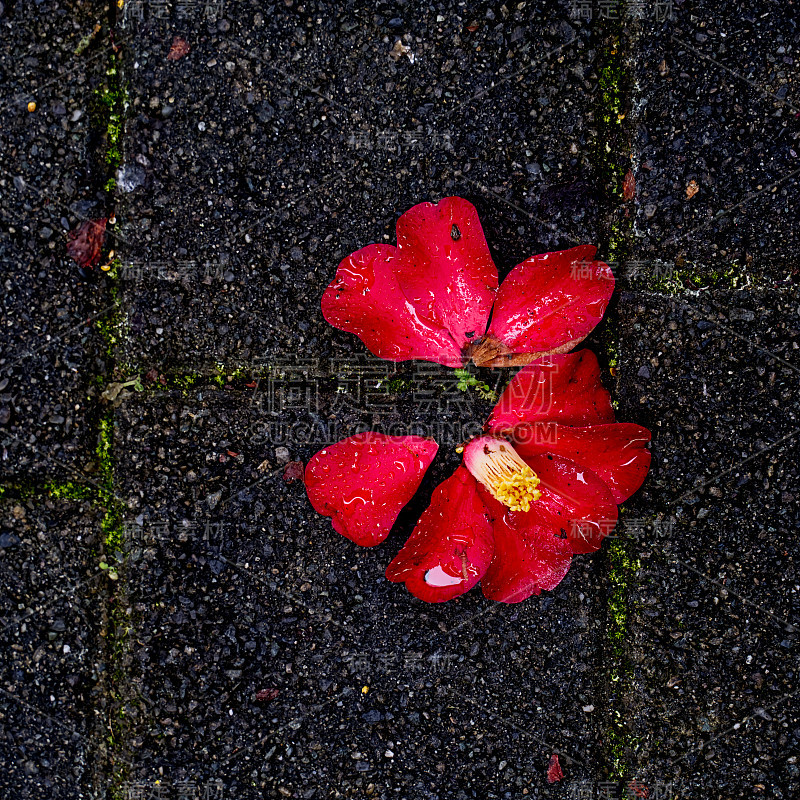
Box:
[424,565,463,587]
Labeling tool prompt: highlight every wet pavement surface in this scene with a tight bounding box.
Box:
[0,0,110,482]
[0,497,104,799]
[617,288,800,795]
[1,1,799,799]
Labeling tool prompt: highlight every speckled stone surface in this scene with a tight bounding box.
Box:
[0,497,104,799]
[0,0,110,481]
[1,0,799,798]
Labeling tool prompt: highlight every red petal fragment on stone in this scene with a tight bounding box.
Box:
[321,244,464,366]
[66,218,107,268]
[282,461,305,484]
[395,196,497,348]
[523,453,618,554]
[386,465,494,603]
[478,489,572,603]
[547,754,564,783]
[486,245,614,359]
[486,350,615,432]
[513,422,652,503]
[305,433,438,547]
[167,36,191,61]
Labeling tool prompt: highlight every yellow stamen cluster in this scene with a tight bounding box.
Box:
[470,442,542,512]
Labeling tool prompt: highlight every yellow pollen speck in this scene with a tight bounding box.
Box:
[455,445,464,454]
[494,467,542,512]
[27,101,36,112]
[361,685,369,694]
[467,438,542,512]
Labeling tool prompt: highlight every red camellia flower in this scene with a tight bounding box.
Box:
[321,196,615,368]
[305,350,651,603]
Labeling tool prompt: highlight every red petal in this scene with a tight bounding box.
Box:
[547,754,565,783]
[479,489,572,603]
[486,245,612,359]
[167,36,191,60]
[305,433,438,547]
[395,197,497,347]
[385,465,494,603]
[522,453,618,554]
[486,350,615,432]
[513,423,652,503]
[66,218,107,268]
[321,244,463,366]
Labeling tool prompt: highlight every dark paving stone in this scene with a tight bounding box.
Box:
[630,1,800,283]
[616,288,800,795]
[0,1,111,481]
[115,2,605,374]
[0,496,105,799]
[114,385,613,797]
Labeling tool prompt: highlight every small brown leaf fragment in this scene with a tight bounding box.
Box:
[658,59,669,76]
[66,218,107,268]
[167,36,190,61]
[101,382,126,403]
[255,688,279,702]
[389,39,413,63]
[283,461,305,484]
[623,169,636,200]
[686,179,699,199]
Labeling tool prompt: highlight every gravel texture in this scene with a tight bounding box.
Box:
[0,0,110,482]
[113,384,609,797]
[632,2,800,282]
[0,497,104,799]
[115,1,603,374]
[617,288,800,796]
[1,0,799,798]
